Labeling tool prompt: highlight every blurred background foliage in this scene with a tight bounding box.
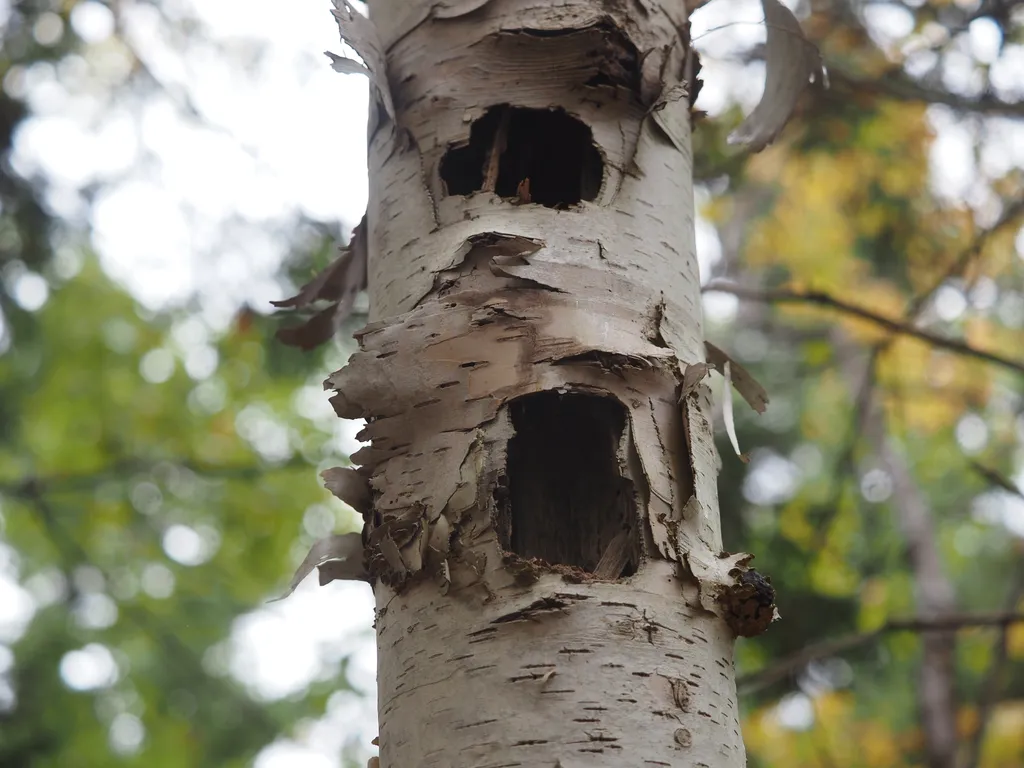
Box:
[0,0,1022,767]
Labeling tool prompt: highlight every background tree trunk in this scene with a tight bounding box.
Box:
[875,431,958,768]
[327,1,767,765]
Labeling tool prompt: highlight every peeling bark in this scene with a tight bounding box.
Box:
[322,1,757,765]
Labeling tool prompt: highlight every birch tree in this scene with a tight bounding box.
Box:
[3,0,1024,764]
[277,1,821,765]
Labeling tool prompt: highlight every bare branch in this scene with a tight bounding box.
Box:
[829,68,1024,118]
[970,462,1024,501]
[738,612,1024,694]
[702,282,1024,376]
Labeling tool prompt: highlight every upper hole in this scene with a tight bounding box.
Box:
[439,105,603,209]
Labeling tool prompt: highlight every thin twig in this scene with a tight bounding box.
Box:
[828,68,1024,118]
[702,282,1024,376]
[969,462,1024,501]
[906,196,1024,319]
[738,612,1024,695]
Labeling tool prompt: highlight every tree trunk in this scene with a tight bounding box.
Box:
[325,2,768,765]
[876,435,957,768]
[839,346,958,768]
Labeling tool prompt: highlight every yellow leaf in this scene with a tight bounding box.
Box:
[1008,621,1024,659]
[810,548,859,596]
[858,577,889,631]
[859,720,902,767]
[779,500,816,548]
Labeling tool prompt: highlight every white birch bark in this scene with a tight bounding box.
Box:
[322,2,772,765]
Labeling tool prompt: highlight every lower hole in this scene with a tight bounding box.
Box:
[499,390,638,577]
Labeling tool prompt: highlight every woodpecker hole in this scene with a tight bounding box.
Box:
[496,391,639,578]
[439,105,603,208]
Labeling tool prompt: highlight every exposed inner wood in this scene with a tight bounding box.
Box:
[501,391,639,577]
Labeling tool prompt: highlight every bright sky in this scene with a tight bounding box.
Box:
[1,0,1024,763]
[7,0,369,328]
